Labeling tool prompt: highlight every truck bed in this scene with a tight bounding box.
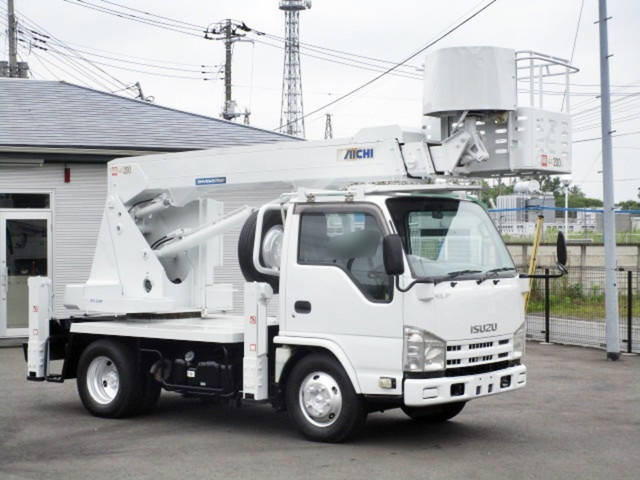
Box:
[69,314,278,343]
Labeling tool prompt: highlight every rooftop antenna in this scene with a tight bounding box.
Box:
[279,0,311,138]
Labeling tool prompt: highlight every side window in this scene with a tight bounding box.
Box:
[298,211,393,302]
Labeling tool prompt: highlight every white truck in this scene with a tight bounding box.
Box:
[25,46,573,442]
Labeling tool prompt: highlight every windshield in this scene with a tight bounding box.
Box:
[386,197,515,280]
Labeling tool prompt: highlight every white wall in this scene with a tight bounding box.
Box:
[0,163,107,317]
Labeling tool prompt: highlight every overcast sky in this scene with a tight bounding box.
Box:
[8,0,640,202]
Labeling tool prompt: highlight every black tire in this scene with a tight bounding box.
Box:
[76,339,144,418]
[237,210,282,293]
[401,401,466,422]
[286,353,366,442]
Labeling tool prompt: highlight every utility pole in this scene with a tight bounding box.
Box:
[2,0,28,78]
[8,0,17,77]
[598,0,620,361]
[324,113,333,139]
[205,19,251,122]
[223,19,233,120]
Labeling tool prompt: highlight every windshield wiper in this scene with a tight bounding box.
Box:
[446,269,483,279]
[484,267,516,275]
[477,267,517,284]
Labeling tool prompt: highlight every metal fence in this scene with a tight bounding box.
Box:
[522,266,639,353]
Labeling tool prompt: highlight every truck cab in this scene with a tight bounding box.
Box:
[261,188,527,440]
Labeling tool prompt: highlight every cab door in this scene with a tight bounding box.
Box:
[281,203,403,395]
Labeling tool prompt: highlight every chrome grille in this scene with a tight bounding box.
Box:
[446,336,512,368]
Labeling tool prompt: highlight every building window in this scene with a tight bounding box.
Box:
[0,193,50,209]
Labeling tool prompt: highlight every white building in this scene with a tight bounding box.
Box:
[0,79,294,339]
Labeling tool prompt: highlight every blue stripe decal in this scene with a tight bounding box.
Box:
[195,176,227,186]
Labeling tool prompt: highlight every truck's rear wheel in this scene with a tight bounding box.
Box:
[286,354,366,442]
[77,339,143,418]
[401,401,466,422]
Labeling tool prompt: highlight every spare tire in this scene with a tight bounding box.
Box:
[238,210,282,293]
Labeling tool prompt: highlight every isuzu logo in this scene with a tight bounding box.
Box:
[471,323,497,334]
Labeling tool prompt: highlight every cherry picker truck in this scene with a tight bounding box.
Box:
[25,46,574,442]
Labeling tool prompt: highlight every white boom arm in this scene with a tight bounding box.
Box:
[63,46,575,316]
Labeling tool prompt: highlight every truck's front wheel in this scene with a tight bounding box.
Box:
[401,401,466,422]
[77,339,143,418]
[286,354,366,442]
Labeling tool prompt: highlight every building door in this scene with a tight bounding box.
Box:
[0,211,52,337]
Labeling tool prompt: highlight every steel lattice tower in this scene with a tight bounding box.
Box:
[324,113,333,139]
[279,0,311,138]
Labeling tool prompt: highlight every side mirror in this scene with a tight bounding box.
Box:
[383,234,405,276]
[556,232,568,274]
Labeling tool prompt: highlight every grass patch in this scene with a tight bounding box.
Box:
[527,278,640,320]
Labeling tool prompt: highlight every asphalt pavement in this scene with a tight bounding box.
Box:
[1,343,638,480]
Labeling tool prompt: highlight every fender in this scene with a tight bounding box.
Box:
[274,335,362,393]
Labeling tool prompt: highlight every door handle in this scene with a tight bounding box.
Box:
[294,300,312,314]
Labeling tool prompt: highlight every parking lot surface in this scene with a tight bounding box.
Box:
[1,343,638,480]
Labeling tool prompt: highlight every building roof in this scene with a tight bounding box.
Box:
[0,79,295,155]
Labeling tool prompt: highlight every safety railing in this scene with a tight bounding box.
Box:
[523,265,638,354]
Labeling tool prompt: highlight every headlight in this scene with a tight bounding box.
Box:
[403,327,445,372]
[513,322,525,359]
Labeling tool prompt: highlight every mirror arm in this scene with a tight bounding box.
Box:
[395,276,435,293]
[519,262,567,279]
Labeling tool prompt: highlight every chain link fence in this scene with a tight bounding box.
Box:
[522,266,639,353]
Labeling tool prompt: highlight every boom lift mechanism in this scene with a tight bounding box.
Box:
[28,46,576,404]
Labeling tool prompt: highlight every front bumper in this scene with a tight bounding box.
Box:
[403,364,526,407]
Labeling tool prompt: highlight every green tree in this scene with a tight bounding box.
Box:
[531,175,603,208]
[480,180,513,206]
[617,200,640,210]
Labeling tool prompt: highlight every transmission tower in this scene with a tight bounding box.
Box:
[206,19,252,121]
[279,0,311,138]
[324,113,333,139]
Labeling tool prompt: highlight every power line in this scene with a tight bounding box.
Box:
[573,130,640,143]
[30,49,94,88]
[58,0,426,79]
[573,110,640,133]
[42,37,217,68]
[252,38,422,80]
[98,0,204,30]
[258,32,423,73]
[18,12,127,87]
[82,0,427,72]
[15,9,136,94]
[26,38,218,73]
[562,0,585,111]
[60,0,204,37]
[41,47,217,80]
[20,37,217,78]
[275,0,498,131]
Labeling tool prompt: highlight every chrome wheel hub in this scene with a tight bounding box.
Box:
[86,356,119,405]
[299,371,342,428]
